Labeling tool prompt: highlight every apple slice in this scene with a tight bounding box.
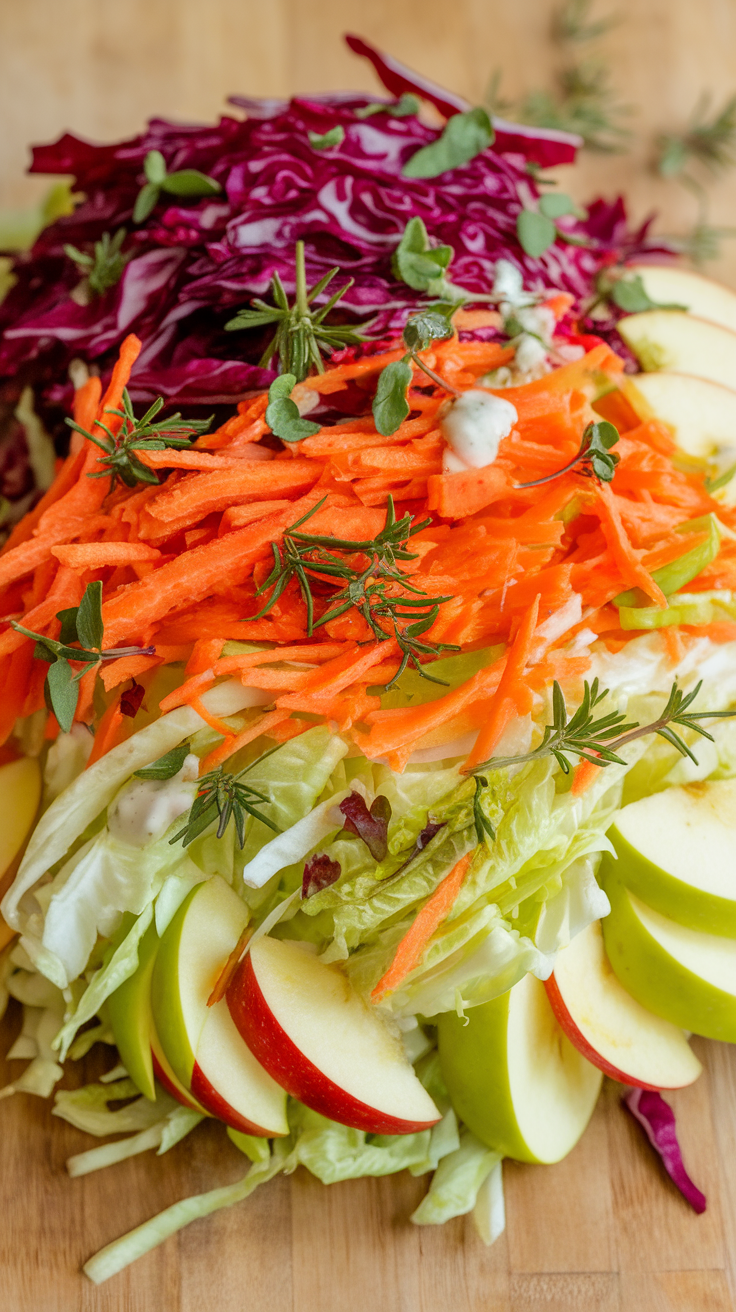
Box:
[605,779,736,937]
[151,1022,207,1113]
[107,920,159,1101]
[626,264,736,334]
[617,310,736,390]
[227,936,440,1134]
[437,972,601,1163]
[151,876,288,1137]
[545,921,702,1089]
[629,372,736,459]
[0,756,41,881]
[601,867,736,1042]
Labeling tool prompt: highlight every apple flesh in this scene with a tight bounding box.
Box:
[438,972,601,1163]
[626,263,736,335]
[0,756,41,881]
[227,936,440,1134]
[605,779,736,937]
[617,310,736,391]
[544,920,701,1089]
[151,876,288,1137]
[107,920,159,1101]
[151,1022,207,1113]
[629,372,736,459]
[601,867,736,1042]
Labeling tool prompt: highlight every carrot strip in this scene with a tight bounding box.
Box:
[199,709,292,774]
[190,696,236,739]
[464,595,540,769]
[86,699,126,768]
[596,483,667,607]
[570,758,600,796]
[186,638,226,676]
[371,851,474,1001]
[51,542,161,568]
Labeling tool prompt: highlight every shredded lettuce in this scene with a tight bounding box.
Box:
[53,1078,177,1137]
[410,1131,502,1226]
[66,1106,204,1177]
[471,1157,506,1246]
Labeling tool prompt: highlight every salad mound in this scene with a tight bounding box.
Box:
[1,305,735,1280]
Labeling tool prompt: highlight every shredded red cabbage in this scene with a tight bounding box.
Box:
[301,853,342,900]
[622,1088,707,1214]
[119,680,146,718]
[339,792,392,861]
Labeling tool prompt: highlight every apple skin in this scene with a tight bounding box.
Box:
[601,867,736,1043]
[544,971,655,1086]
[150,1024,207,1113]
[627,371,736,460]
[107,920,159,1101]
[0,756,41,881]
[228,951,439,1136]
[438,973,601,1164]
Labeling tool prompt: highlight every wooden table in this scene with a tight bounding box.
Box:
[1,1010,734,1311]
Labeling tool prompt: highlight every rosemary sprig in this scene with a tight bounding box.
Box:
[170,764,279,848]
[469,678,736,778]
[65,388,211,492]
[225,240,364,382]
[64,228,129,297]
[515,419,619,489]
[253,494,458,689]
[657,94,736,182]
[11,581,154,733]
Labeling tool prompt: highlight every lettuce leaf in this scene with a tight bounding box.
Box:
[53,1077,177,1136]
[410,1130,502,1226]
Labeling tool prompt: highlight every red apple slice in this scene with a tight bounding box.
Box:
[544,920,702,1089]
[227,936,440,1134]
[150,1022,207,1113]
[150,876,288,1137]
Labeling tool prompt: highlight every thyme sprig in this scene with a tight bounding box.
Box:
[64,228,129,297]
[253,495,459,689]
[469,677,736,779]
[171,765,279,849]
[225,240,364,382]
[66,388,211,492]
[11,581,154,733]
[515,419,619,489]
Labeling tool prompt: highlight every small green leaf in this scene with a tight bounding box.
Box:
[355,94,420,119]
[372,358,412,437]
[75,581,104,652]
[56,606,79,646]
[308,126,346,151]
[391,216,454,293]
[135,744,190,780]
[63,243,93,270]
[538,192,578,219]
[402,107,494,179]
[46,658,79,733]
[143,150,167,186]
[265,374,321,443]
[161,169,222,198]
[516,209,557,258]
[402,308,455,353]
[133,182,160,224]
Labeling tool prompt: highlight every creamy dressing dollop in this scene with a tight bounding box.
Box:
[107,753,200,848]
[441,390,518,472]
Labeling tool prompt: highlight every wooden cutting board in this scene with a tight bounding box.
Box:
[1,1008,734,1312]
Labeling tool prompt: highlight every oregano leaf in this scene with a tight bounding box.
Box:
[372,358,412,436]
[133,182,160,224]
[135,744,190,780]
[56,606,79,646]
[539,192,579,219]
[402,308,455,353]
[402,107,494,179]
[46,658,79,734]
[75,581,104,652]
[161,170,222,198]
[355,94,420,119]
[516,209,557,258]
[391,216,454,292]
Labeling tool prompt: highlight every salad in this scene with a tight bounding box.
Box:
[1,37,736,1287]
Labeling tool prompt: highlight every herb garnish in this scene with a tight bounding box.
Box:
[64,228,129,297]
[515,419,620,489]
[171,764,279,848]
[135,744,191,780]
[133,149,222,224]
[516,193,588,258]
[372,307,457,437]
[355,94,420,119]
[402,107,494,179]
[11,581,155,733]
[469,677,736,779]
[265,374,321,443]
[253,494,459,689]
[66,389,211,492]
[591,268,687,315]
[225,240,364,382]
[308,126,345,151]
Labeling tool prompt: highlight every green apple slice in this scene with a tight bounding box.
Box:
[0,756,41,880]
[629,371,736,459]
[625,264,736,335]
[617,310,736,389]
[605,779,736,936]
[107,920,159,1101]
[437,972,602,1164]
[601,868,736,1042]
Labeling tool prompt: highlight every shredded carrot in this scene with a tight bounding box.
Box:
[465,595,540,769]
[86,698,126,767]
[570,757,600,796]
[371,851,474,1001]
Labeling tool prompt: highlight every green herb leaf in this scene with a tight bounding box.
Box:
[75,580,104,651]
[355,94,420,119]
[538,192,579,219]
[402,307,455,353]
[516,209,557,257]
[45,658,80,734]
[160,170,222,198]
[56,606,80,646]
[133,183,160,224]
[144,150,167,186]
[473,775,496,844]
[265,374,321,443]
[611,274,689,314]
[308,126,346,151]
[402,108,494,179]
[134,744,190,780]
[391,216,455,293]
[64,229,129,297]
[516,418,620,488]
[372,358,412,436]
[170,765,278,848]
[66,388,210,492]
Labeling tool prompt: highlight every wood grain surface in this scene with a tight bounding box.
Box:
[1,1012,735,1311]
[1,2,736,1308]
